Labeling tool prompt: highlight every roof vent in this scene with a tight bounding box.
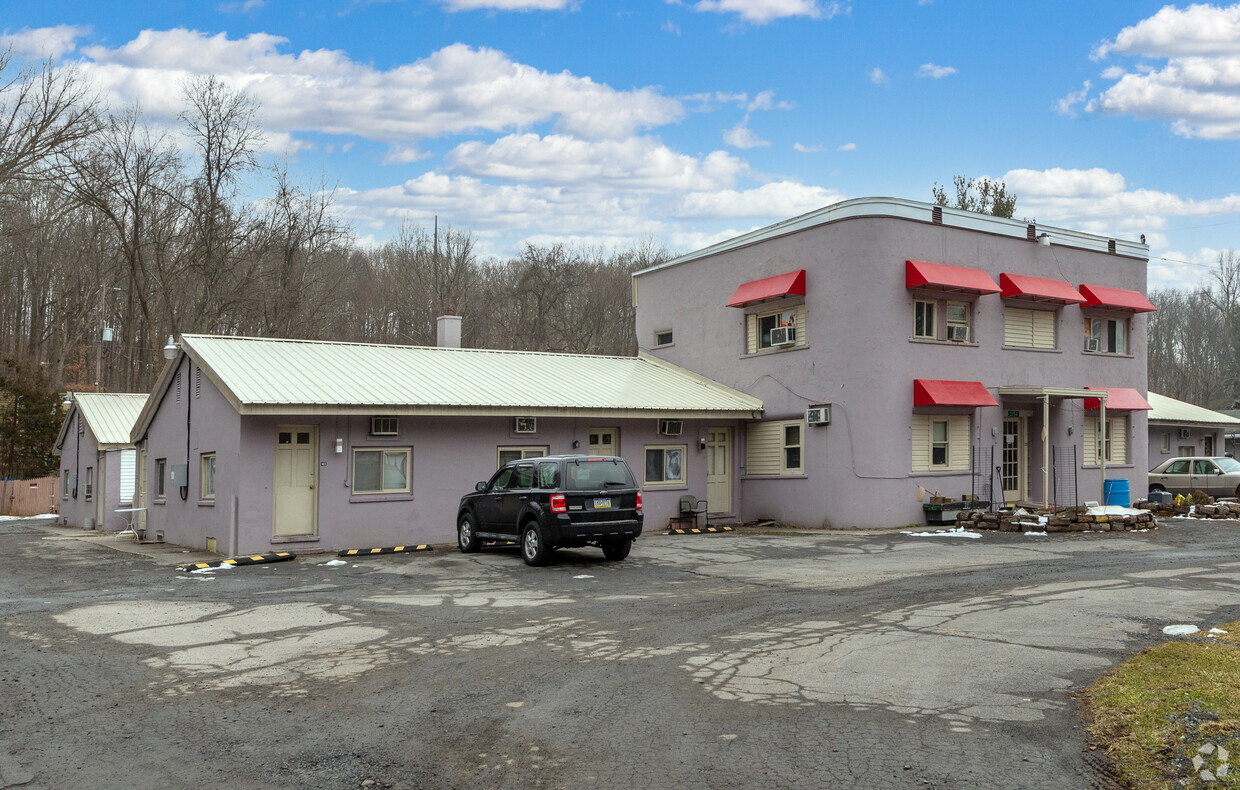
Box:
[1036,233,1051,247]
[932,205,943,225]
[1027,224,1036,241]
[1108,239,1117,254]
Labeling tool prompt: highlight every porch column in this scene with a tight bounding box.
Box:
[1042,396,1050,509]
[1099,396,1107,503]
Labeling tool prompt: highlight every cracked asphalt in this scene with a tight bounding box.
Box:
[3,516,1240,789]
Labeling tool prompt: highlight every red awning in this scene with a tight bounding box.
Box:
[1083,387,1153,411]
[906,260,1000,295]
[726,269,806,307]
[913,379,999,408]
[1079,284,1156,313]
[999,273,1085,304]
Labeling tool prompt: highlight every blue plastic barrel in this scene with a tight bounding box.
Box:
[1103,479,1130,507]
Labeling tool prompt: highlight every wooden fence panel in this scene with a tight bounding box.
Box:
[1,477,60,517]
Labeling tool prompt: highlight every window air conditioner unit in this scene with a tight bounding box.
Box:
[514,417,537,434]
[769,326,795,346]
[806,405,831,426]
[1179,428,1191,440]
[658,419,683,436]
[948,325,969,342]
[1084,338,1100,352]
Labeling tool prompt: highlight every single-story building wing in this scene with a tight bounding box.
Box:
[54,392,148,531]
[130,333,763,555]
[1146,391,1240,469]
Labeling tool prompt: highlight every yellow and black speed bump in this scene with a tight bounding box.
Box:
[668,526,735,535]
[177,552,296,571]
[337,544,433,557]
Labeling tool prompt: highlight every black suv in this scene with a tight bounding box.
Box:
[457,455,644,565]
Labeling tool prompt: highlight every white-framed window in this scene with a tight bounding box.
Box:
[353,448,411,494]
[200,453,216,500]
[746,304,806,353]
[745,420,804,476]
[911,414,971,472]
[156,458,167,498]
[498,446,548,467]
[513,416,538,434]
[913,300,937,339]
[84,467,93,500]
[655,329,673,347]
[1004,307,1056,349]
[1084,415,1128,465]
[1161,432,1170,452]
[945,301,970,341]
[369,416,398,436]
[1084,316,1127,354]
[644,445,686,487]
[62,469,69,500]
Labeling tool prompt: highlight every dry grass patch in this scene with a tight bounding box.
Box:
[1084,620,1240,788]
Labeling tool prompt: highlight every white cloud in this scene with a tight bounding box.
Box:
[440,0,576,10]
[837,142,856,151]
[1054,81,1091,116]
[687,0,849,25]
[869,67,889,86]
[1087,5,1240,139]
[663,19,682,34]
[1003,167,1126,197]
[74,30,684,144]
[1093,4,1240,59]
[916,63,957,79]
[446,133,747,191]
[793,142,824,152]
[675,181,844,218]
[2,24,90,58]
[723,119,769,148]
[218,0,266,13]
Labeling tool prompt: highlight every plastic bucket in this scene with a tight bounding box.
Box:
[1103,478,1130,507]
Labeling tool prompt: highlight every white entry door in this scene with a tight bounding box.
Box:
[273,425,318,537]
[706,427,732,515]
[1002,413,1028,504]
[589,428,618,456]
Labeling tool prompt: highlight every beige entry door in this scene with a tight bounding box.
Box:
[1002,413,1028,504]
[274,425,318,537]
[589,428,618,456]
[706,427,732,515]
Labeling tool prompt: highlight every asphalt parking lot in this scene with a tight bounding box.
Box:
[3,516,1240,789]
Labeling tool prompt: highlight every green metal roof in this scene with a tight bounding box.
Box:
[1147,391,1240,427]
[56,393,148,450]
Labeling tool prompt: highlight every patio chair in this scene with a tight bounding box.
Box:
[679,495,709,528]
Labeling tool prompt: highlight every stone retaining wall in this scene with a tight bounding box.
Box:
[954,507,1156,533]
[1138,500,1240,520]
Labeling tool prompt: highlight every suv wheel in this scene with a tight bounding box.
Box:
[521,523,550,566]
[458,513,480,553]
[601,539,632,561]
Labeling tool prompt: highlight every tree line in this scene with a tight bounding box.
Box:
[0,53,667,477]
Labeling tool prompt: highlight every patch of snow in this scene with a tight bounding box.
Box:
[0,513,56,521]
[1087,505,1145,516]
[320,559,347,567]
[901,527,982,539]
[1210,628,1229,635]
[1022,531,1048,536]
[573,575,594,579]
[189,563,234,575]
[1163,624,1200,636]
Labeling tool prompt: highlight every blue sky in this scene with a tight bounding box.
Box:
[5,1,1240,289]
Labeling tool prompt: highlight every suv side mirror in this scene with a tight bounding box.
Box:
[475,481,487,492]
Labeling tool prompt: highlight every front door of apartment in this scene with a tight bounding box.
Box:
[136,449,147,535]
[589,428,618,456]
[94,453,105,529]
[273,425,318,537]
[706,427,732,515]
[1002,412,1028,504]
[1205,435,1216,456]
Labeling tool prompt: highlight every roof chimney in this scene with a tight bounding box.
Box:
[436,315,462,348]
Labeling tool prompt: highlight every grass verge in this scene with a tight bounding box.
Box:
[1083,620,1240,788]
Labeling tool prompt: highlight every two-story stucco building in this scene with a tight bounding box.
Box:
[633,197,1154,528]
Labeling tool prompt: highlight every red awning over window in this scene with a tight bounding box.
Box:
[1083,387,1153,411]
[1079,284,1156,313]
[999,273,1085,304]
[726,269,806,307]
[913,379,999,408]
[906,260,1001,295]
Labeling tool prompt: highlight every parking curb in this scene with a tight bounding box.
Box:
[667,526,734,535]
[337,544,433,557]
[177,552,296,571]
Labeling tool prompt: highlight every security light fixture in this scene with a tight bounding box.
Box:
[162,336,178,360]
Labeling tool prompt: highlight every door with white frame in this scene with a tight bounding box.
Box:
[273,425,318,537]
[589,428,618,456]
[705,427,732,515]
[1002,412,1028,504]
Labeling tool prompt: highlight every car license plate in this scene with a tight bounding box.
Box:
[593,498,611,509]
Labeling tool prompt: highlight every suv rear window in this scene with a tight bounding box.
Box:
[566,459,635,490]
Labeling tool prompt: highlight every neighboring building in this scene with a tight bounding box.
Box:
[129,332,760,555]
[53,393,148,530]
[633,197,1154,528]
[1146,392,1240,469]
